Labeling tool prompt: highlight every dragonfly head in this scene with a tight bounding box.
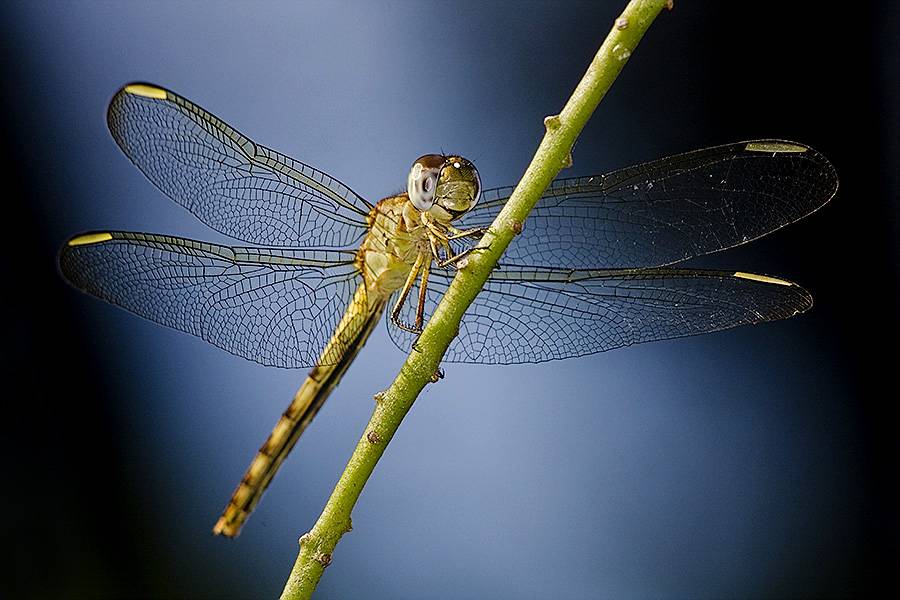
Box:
[407,154,481,221]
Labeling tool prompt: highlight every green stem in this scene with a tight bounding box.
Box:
[279,1,671,597]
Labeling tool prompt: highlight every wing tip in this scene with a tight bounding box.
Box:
[120,83,168,100]
[732,271,800,287]
[732,271,795,286]
[743,139,839,217]
[743,140,809,154]
[732,271,814,315]
[67,232,113,247]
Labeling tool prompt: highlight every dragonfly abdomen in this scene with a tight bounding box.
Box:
[213,284,387,537]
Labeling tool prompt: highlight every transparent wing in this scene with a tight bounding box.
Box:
[59,231,366,368]
[388,266,812,364]
[462,141,837,269]
[107,83,371,248]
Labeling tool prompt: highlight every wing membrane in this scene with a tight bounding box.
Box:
[107,83,371,247]
[463,140,837,269]
[388,266,812,364]
[60,231,365,367]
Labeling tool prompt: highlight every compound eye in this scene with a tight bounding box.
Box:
[407,159,439,211]
[470,165,482,208]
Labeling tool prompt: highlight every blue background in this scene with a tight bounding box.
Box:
[7,1,898,598]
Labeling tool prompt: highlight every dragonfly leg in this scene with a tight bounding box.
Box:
[447,225,489,241]
[391,251,427,333]
[420,213,451,258]
[422,214,490,268]
[415,257,431,331]
[435,243,490,268]
[427,232,446,264]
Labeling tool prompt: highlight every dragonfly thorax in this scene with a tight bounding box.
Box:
[407,154,481,222]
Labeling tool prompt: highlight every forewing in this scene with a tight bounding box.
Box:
[388,266,812,364]
[59,231,365,368]
[107,83,371,247]
[463,141,837,269]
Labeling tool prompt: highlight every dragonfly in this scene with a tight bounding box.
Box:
[59,83,837,537]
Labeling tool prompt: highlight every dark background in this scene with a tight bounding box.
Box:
[6,1,897,598]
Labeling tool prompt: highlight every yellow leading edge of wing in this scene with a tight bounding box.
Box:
[744,141,807,153]
[733,271,793,286]
[123,83,168,99]
[68,232,113,247]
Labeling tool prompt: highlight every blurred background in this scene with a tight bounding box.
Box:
[6,1,897,598]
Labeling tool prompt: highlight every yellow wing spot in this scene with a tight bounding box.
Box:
[123,83,167,99]
[733,271,793,286]
[744,141,807,153]
[68,232,113,247]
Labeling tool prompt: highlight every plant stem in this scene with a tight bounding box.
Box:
[279,1,671,597]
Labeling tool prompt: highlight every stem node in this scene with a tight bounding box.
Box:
[315,553,332,568]
[543,114,561,131]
